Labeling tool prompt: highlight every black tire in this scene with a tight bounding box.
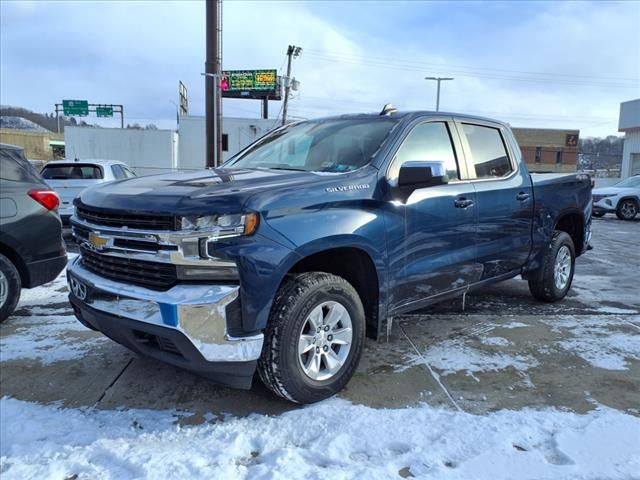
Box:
[0,254,22,323]
[258,272,366,404]
[528,231,575,302]
[616,199,638,220]
[591,211,605,218]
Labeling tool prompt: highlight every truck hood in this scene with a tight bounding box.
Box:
[77,167,345,215]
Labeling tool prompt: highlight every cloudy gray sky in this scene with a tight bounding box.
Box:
[1,0,639,137]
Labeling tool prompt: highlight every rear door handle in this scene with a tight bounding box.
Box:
[454,198,474,208]
[516,192,530,201]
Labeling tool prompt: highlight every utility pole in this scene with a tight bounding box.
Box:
[205,0,223,168]
[424,76,454,112]
[282,45,302,126]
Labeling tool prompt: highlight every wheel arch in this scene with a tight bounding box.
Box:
[618,195,640,207]
[554,211,584,256]
[0,239,29,286]
[284,245,382,339]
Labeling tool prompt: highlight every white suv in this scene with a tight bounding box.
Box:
[592,175,640,220]
[41,159,136,225]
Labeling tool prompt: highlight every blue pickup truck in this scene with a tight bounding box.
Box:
[67,109,592,403]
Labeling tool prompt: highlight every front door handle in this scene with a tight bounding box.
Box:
[516,192,530,201]
[454,198,474,208]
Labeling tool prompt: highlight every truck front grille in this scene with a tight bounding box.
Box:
[76,205,176,231]
[80,246,177,290]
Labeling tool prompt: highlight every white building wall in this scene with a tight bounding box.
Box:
[177,116,278,170]
[621,130,640,177]
[64,127,178,176]
[619,99,640,179]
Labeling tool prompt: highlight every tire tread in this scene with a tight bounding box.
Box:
[257,272,364,403]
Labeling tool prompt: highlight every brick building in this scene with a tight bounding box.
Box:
[511,128,579,173]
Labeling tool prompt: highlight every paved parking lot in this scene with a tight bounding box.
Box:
[1,216,638,421]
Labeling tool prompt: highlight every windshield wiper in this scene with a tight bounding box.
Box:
[266,166,307,172]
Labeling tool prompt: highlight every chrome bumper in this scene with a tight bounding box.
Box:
[67,257,263,362]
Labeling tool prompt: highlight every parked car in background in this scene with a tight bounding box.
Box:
[592,175,640,220]
[41,159,136,225]
[0,144,67,322]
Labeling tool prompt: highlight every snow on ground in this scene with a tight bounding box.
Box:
[0,314,107,364]
[542,317,640,371]
[401,340,538,378]
[1,397,639,480]
[1,256,108,364]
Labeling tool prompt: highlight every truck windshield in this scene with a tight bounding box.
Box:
[226,118,398,173]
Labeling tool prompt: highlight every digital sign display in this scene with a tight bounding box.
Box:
[221,69,281,100]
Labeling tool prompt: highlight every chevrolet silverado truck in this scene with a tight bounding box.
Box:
[67,109,592,403]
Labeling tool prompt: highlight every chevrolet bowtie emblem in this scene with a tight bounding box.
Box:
[88,232,112,250]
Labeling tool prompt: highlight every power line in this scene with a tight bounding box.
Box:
[304,48,640,84]
[304,51,640,89]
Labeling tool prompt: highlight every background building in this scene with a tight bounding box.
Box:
[62,116,278,175]
[178,116,277,171]
[0,129,64,160]
[512,128,579,173]
[619,98,640,178]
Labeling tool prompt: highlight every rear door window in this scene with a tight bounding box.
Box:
[41,164,104,180]
[461,124,513,179]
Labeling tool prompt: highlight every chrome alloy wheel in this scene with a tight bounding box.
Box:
[297,301,353,381]
[0,270,8,308]
[554,245,572,290]
[620,200,637,219]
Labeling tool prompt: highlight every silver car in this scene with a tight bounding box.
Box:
[592,175,640,220]
[41,159,136,225]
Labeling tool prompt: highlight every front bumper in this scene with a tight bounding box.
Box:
[67,257,264,388]
[593,198,617,214]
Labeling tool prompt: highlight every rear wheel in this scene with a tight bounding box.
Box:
[0,254,21,323]
[528,231,575,302]
[616,199,638,220]
[258,272,365,404]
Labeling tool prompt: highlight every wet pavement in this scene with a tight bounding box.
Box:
[1,216,638,419]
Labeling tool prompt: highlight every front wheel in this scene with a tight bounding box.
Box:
[528,231,575,302]
[616,199,638,220]
[258,272,365,404]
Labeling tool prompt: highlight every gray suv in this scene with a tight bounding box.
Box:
[0,144,67,322]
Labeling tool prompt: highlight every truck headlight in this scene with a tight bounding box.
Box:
[179,213,259,239]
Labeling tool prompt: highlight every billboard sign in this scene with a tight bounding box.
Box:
[179,81,188,116]
[221,69,281,100]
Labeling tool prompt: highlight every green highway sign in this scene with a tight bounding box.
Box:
[96,106,114,117]
[62,99,89,116]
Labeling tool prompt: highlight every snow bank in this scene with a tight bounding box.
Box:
[1,397,638,480]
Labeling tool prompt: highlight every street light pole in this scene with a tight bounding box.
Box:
[201,72,224,167]
[424,76,454,112]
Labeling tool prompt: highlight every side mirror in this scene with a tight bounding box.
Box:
[398,161,448,189]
